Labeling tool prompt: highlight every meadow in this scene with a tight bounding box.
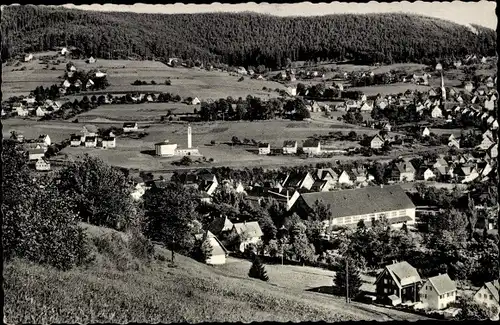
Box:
[4,223,429,323]
[76,102,195,122]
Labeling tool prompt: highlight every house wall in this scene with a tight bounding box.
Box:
[338,172,353,185]
[70,140,81,147]
[175,148,200,156]
[29,153,45,160]
[206,254,226,265]
[283,145,297,154]
[85,141,97,148]
[259,147,271,155]
[36,162,50,171]
[156,144,177,156]
[474,287,500,310]
[303,145,321,155]
[371,139,383,149]
[376,271,399,301]
[401,172,415,182]
[102,140,116,148]
[123,126,138,133]
[328,208,416,228]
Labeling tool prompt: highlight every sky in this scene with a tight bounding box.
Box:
[60,1,497,29]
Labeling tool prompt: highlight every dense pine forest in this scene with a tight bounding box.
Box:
[1,5,497,68]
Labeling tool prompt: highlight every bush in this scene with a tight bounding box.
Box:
[248,256,269,282]
[151,80,156,85]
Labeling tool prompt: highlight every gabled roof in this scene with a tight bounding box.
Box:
[395,162,416,174]
[383,261,422,287]
[300,185,415,219]
[232,221,263,238]
[204,230,228,256]
[28,148,45,155]
[282,172,310,188]
[258,143,270,148]
[123,122,137,127]
[428,274,456,295]
[483,280,499,303]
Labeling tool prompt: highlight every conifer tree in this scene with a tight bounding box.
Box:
[333,257,362,299]
[248,256,269,282]
[200,238,213,263]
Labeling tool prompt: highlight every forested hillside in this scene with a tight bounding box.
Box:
[1,5,497,68]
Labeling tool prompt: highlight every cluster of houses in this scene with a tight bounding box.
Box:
[10,98,63,118]
[11,133,52,171]
[154,125,201,157]
[59,63,107,95]
[70,125,116,149]
[374,260,499,319]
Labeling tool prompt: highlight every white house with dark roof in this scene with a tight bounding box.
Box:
[303,139,321,155]
[35,158,51,171]
[196,230,229,265]
[282,140,298,154]
[375,261,423,306]
[82,124,98,137]
[293,185,416,232]
[258,143,271,155]
[474,280,499,316]
[418,273,457,310]
[231,221,263,252]
[123,122,139,133]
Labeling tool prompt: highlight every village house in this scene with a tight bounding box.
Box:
[478,134,495,150]
[418,167,436,181]
[38,134,51,146]
[421,127,431,137]
[390,161,416,182]
[375,261,423,306]
[35,158,51,171]
[28,148,45,161]
[87,56,96,64]
[84,136,97,148]
[370,134,385,149]
[130,177,147,201]
[231,221,263,252]
[62,79,71,88]
[208,215,234,237]
[282,140,298,154]
[473,280,499,319]
[258,143,271,155]
[196,230,228,265]
[101,136,116,149]
[24,53,33,62]
[190,97,201,105]
[337,170,354,186]
[360,100,374,112]
[286,87,297,97]
[292,185,416,232]
[484,98,495,111]
[280,172,315,191]
[95,70,107,78]
[123,122,139,133]
[431,106,443,118]
[418,273,457,310]
[314,168,339,192]
[60,47,68,55]
[198,173,219,197]
[463,81,474,93]
[70,134,82,146]
[302,139,321,155]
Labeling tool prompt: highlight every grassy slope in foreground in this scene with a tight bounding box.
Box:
[4,223,428,323]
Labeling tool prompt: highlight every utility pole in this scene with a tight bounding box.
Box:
[346,257,349,304]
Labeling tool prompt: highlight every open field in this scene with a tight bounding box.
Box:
[2,57,286,100]
[4,223,429,323]
[76,102,196,122]
[2,59,66,98]
[3,117,455,171]
[70,59,285,100]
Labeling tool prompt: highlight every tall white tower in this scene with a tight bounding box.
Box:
[187,124,192,149]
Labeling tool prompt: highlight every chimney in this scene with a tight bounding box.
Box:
[392,260,397,264]
[380,184,384,189]
[187,124,192,149]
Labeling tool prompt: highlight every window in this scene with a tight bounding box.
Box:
[490,295,493,300]
[384,279,388,284]
[391,211,397,217]
[399,210,405,216]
